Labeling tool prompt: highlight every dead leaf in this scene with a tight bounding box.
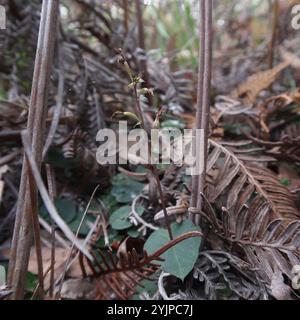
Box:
[60,278,96,300]
[231,61,290,105]
[28,247,91,290]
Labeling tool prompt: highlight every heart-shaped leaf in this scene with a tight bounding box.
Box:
[111,174,144,203]
[40,198,77,224]
[144,220,201,281]
[109,205,144,231]
[109,206,132,230]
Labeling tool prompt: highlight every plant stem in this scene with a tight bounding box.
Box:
[121,50,173,240]
[122,0,129,35]
[8,0,59,299]
[135,0,153,106]
[191,0,213,225]
[191,0,206,213]
[151,165,173,240]
[27,163,44,299]
[133,86,145,128]
[268,0,279,69]
[45,164,57,298]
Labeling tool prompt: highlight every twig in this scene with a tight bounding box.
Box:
[268,0,279,69]
[191,0,213,225]
[131,195,159,231]
[38,217,69,249]
[31,265,52,300]
[8,0,59,299]
[151,166,173,239]
[43,46,65,159]
[55,214,101,289]
[122,0,129,35]
[27,163,44,299]
[56,185,100,298]
[149,231,203,259]
[21,130,93,261]
[191,0,206,213]
[135,0,152,106]
[45,164,57,298]
[0,150,21,167]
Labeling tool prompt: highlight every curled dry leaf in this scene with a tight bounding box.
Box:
[231,61,290,105]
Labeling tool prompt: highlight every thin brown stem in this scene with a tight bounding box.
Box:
[268,0,279,69]
[133,86,145,128]
[196,0,213,212]
[149,231,203,259]
[135,0,152,106]
[123,0,129,35]
[151,166,173,240]
[56,185,100,298]
[8,0,59,299]
[45,164,57,298]
[191,0,206,214]
[120,50,172,239]
[27,161,44,299]
[43,46,65,159]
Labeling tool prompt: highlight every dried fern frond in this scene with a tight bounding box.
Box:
[167,251,267,300]
[79,248,162,300]
[148,51,195,112]
[215,95,258,117]
[277,123,300,162]
[194,140,300,285]
[80,231,202,300]
[206,139,298,219]
[192,251,268,300]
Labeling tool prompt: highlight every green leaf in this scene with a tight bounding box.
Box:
[68,215,92,236]
[161,119,185,129]
[144,220,201,281]
[40,197,77,224]
[97,229,123,248]
[55,198,78,223]
[100,192,118,212]
[131,277,159,300]
[109,206,132,230]
[280,178,291,186]
[25,272,38,293]
[157,20,169,39]
[111,174,144,203]
[127,228,140,238]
